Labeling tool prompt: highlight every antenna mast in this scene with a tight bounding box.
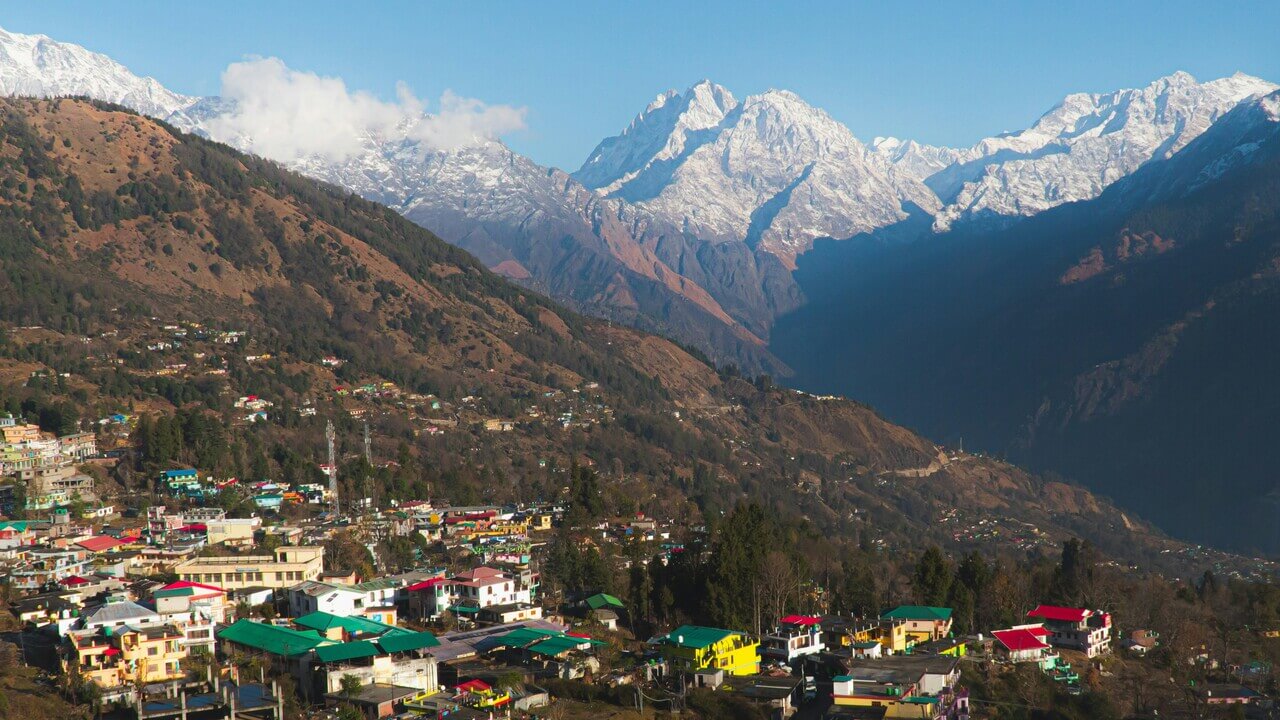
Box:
[327,419,339,516]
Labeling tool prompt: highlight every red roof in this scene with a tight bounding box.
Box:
[566,630,592,638]
[1026,605,1089,623]
[177,523,207,533]
[405,578,449,592]
[160,580,225,595]
[779,614,822,626]
[456,679,491,692]
[59,575,92,586]
[103,647,121,657]
[76,535,126,553]
[456,566,503,580]
[1027,626,1050,637]
[992,628,1051,652]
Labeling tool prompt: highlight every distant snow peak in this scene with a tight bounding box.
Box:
[925,70,1279,230]
[574,79,738,194]
[575,81,937,255]
[0,25,196,119]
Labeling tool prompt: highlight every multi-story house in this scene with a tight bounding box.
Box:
[287,579,398,623]
[10,546,92,590]
[881,606,954,644]
[173,545,324,590]
[762,615,826,664]
[821,616,912,655]
[66,623,187,693]
[404,566,537,620]
[1025,605,1112,657]
[216,618,440,704]
[153,580,229,655]
[655,625,761,676]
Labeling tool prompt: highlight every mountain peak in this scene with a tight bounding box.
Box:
[573,81,739,192]
[0,24,196,119]
[1154,69,1198,87]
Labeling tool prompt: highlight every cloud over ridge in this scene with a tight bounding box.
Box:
[202,57,526,162]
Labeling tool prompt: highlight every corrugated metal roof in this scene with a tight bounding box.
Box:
[84,599,158,625]
[294,611,408,637]
[881,606,953,621]
[524,635,586,653]
[377,631,440,653]
[217,619,329,656]
[659,625,738,650]
[314,640,379,663]
[586,593,625,610]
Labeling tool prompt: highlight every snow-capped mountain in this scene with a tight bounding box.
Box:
[869,137,962,182]
[1112,88,1280,203]
[0,26,196,119]
[575,82,939,260]
[1,23,1278,375]
[920,71,1277,229]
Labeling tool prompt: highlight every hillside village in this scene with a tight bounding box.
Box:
[1,408,1279,720]
[0,95,1275,720]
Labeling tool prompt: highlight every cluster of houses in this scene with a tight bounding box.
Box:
[1,477,1142,720]
[0,414,98,512]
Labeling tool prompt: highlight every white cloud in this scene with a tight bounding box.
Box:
[202,57,526,163]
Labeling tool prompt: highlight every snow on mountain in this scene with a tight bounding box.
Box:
[0,26,196,119]
[869,136,962,182]
[3,22,1279,371]
[575,80,738,195]
[576,82,940,259]
[922,72,1278,230]
[1112,88,1280,201]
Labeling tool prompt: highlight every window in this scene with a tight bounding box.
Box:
[148,647,158,656]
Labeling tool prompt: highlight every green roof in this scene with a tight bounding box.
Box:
[494,627,561,648]
[660,625,739,650]
[376,631,441,653]
[528,636,585,657]
[314,640,380,663]
[154,588,195,599]
[217,619,329,656]
[294,611,409,637]
[352,579,400,592]
[586,593,625,610]
[0,521,30,532]
[881,606,953,621]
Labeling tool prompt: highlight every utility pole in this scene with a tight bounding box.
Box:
[362,420,374,513]
[327,420,339,516]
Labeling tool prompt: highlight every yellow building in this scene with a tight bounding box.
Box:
[827,618,912,654]
[880,606,954,644]
[68,624,187,689]
[656,625,760,676]
[174,545,324,590]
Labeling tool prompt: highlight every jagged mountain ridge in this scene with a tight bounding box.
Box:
[575,81,940,263]
[920,71,1278,230]
[0,95,1204,570]
[1,24,1275,378]
[773,89,1280,553]
[0,27,196,119]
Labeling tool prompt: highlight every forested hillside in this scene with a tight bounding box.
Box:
[0,97,1247,574]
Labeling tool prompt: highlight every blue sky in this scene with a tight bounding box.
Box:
[7,1,1279,170]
